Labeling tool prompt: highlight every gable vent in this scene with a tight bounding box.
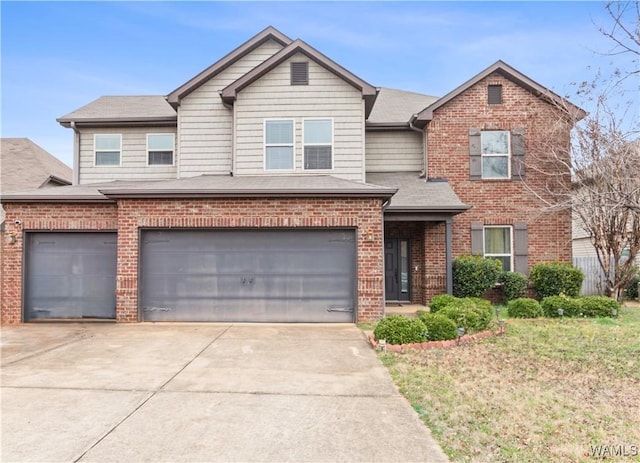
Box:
[291,62,309,85]
[488,84,502,105]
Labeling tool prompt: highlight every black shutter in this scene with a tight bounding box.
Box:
[514,222,528,274]
[469,128,482,180]
[511,127,525,180]
[291,62,309,85]
[471,222,484,256]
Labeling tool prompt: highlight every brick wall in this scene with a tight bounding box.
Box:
[427,72,573,268]
[1,197,385,324]
[1,203,118,324]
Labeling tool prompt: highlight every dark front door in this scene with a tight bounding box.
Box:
[384,238,410,301]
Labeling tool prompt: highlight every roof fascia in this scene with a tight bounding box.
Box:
[39,175,72,188]
[0,196,113,203]
[365,122,411,131]
[166,26,292,106]
[220,39,379,117]
[58,118,177,128]
[413,60,587,125]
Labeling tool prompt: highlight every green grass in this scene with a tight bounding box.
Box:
[378,303,640,462]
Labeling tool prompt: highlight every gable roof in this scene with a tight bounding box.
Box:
[0,138,72,193]
[367,87,439,126]
[220,39,379,118]
[57,96,176,127]
[166,26,292,106]
[413,60,587,126]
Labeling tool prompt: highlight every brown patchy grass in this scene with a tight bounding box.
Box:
[380,303,640,462]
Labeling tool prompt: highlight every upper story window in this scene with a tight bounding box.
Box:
[484,226,512,271]
[303,119,333,170]
[291,62,309,85]
[264,119,294,171]
[488,85,503,104]
[94,134,121,166]
[147,134,174,166]
[481,130,510,179]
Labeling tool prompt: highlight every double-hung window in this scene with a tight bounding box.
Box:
[94,134,121,166]
[303,119,332,170]
[264,119,294,171]
[481,130,510,179]
[484,226,512,271]
[147,134,174,166]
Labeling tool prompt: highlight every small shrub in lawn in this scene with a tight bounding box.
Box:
[465,297,493,328]
[508,298,543,318]
[623,271,639,300]
[452,255,502,298]
[541,295,582,318]
[418,313,458,341]
[439,298,492,333]
[373,314,427,345]
[579,296,621,318]
[498,271,528,302]
[429,294,459,313]
[530,262,584,300]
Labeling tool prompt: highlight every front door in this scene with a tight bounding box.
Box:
[384,238,410,301]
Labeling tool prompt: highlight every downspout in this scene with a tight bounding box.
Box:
[409,115,427,178]
[70,121,80,185]
[220,92,235,176]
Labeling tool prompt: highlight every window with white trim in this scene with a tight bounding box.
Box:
[484,226,512,271]
[264,119,294,170]
[94,134,121,166]
[147,134,174,166]
[303,119,332,170]
[481,130,510,179]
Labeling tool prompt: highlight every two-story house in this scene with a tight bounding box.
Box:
[0,27,584,324]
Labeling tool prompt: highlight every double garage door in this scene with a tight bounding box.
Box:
[24,230,356,323]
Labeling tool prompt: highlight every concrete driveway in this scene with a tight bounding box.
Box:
[1,323,448,462]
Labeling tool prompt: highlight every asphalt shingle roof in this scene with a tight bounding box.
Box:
[57,96,176,124]
[367,88,439,124]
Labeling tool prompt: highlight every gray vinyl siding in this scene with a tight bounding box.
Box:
[365,131,423,172]
[233,54,365,181]
[78,127,177,184]
[178,39,284,177]
[572,237,596,258]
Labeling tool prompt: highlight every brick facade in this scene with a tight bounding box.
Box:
[427,72,572,268]
[0,198,384,324]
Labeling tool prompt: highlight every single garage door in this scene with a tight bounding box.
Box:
[140,229,356,322]
[24,232,117,321]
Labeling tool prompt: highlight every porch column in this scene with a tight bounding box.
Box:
[446,218,453,295]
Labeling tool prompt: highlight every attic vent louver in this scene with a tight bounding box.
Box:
[488,84,502,104]
[291,62,309,85]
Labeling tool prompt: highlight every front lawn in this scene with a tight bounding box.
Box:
[379,303,640,462]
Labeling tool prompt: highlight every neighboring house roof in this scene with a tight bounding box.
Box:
[367,88,439,127]
[413,60,587,125]
[1,175,397,202]
[57,96,177,127]
[220,39,379,118]
[166,26,293,106]
[0,138,72,193]
[366,172,470,214]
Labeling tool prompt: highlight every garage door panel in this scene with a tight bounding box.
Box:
[25,233,117,320]
[141,230,356,322]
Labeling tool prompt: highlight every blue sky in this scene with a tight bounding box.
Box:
[1,1,634,167]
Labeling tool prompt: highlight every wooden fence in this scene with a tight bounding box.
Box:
[573,256,606,296]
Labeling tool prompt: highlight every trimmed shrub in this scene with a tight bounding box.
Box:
[418,313,458,341]
[439,298,492,333]
[623,271,639,300]
[498,271,528,302]
[540,295,582,318]
[579,296,621,318]
[508,298,543,318]
[465,297,493,328]
[429,294,459,313]
[530,262,584,300]
[452,255,502,298]
[373,315,427,345]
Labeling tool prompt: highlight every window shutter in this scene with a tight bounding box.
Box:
[291,62,309,85]
[471,222,484,255]
[514,222,528,274]
[469,128,482,180]
[511,127,525,180]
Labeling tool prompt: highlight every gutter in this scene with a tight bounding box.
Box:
[70,121,80,185]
